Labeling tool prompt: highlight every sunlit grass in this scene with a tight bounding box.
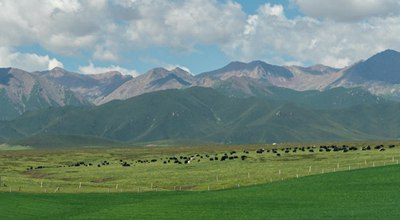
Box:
[0,140,399,193]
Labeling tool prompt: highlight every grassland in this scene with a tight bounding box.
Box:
[1,164,400,219]
[0,141,399,193]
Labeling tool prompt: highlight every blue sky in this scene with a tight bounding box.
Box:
[1,0,400,75]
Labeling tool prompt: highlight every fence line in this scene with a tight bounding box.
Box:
[1,156,399,193]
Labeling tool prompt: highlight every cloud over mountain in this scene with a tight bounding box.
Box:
[0,0,400,73]
[293,0,400,21]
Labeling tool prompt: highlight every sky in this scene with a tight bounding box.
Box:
[1,0,400,76]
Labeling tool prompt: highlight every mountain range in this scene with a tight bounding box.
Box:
[0,87,398,147]
[2,49,400,120]
[1,49,400,147]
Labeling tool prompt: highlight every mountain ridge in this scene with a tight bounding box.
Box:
[2,49,400,120]
[1,87,399,147]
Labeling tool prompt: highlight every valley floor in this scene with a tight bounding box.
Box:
[1,165,400,219]
[0,141,399,193]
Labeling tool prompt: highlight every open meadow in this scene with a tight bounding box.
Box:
[1,164,400,219]
[0,141,399,193]
[1,141,400,219]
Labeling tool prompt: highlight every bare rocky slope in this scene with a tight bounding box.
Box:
[0,68,87,120]
[2,49,400,120]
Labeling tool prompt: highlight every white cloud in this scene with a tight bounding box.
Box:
[1,0,400,72]
[122,0,246,50]
[78,62,138,76]
[93,45,119,62]
[0,0,245,64]
[0,0,106,54]
[223,3,400,68]
[0,47,63,71]
[292,0,400,21]
[165,64,192,74]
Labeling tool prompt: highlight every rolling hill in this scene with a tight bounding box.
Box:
[1,87,399,147]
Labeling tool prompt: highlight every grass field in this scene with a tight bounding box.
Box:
[0,141,399,193]
[1,164,400,219]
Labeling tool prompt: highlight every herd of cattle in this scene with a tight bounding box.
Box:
[255,144,395,156]
[26,144,396,170]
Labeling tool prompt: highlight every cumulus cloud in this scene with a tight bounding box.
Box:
[78,62,138,76]
[0,0,246,63]
[165,64,192,74]
[0,0,102,53]
[0,47,63,71]
[292,0,400,21]
[93,45,119,62]
[1,0,400,71]
[121,0,246,50]
[223,3,400,68]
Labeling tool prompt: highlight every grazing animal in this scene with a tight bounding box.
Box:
[121,162,130,167]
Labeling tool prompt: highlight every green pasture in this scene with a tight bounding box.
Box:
[1,164,400,219]
[0,141,399,193]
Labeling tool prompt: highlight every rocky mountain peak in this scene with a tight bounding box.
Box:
[341,49,400,84]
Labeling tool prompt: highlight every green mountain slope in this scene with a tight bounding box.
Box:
[1,87,399,147]
[214,79,385,110]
